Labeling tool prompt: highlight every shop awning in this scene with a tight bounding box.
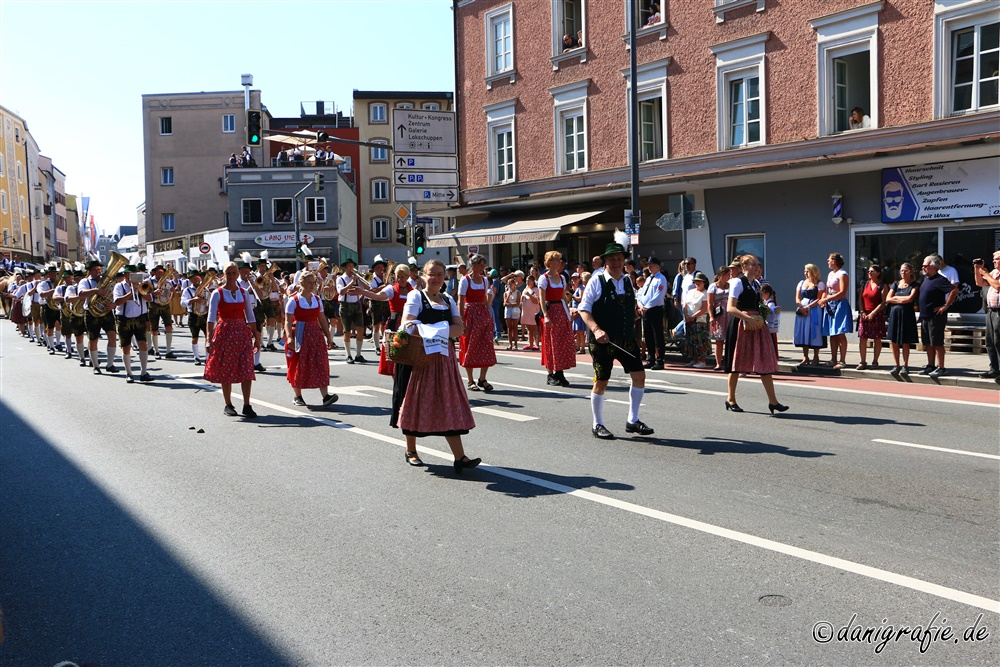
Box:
[427,209,606,248]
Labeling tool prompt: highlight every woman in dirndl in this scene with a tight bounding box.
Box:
[204,261,258,419]
[347,263,412,377]
[458,254,497,392]
[539,250,576,387]
[793,263,826,367]
[707,265,731,371]
[395,259,480,474]
[856,264,888,370]
[723,254,788,415]
[284,271,338,408]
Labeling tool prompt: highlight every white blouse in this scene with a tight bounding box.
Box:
[207,287,256,324]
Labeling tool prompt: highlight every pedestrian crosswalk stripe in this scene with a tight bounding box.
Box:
[470,406,538,422]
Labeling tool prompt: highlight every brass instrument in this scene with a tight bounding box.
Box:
[46,261,73,312]
[85,251,129,318]
[192,276,217,316]
[153,266,179,306]
[255,263,279,295]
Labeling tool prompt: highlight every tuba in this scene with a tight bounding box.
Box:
[153,266,179,306]
[86,251,129,318]
[192,275,217,316]
[255,263,279,293]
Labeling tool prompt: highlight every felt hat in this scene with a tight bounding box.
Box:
[371,254,387,268]
[342,257,357,268]
[600,242,628,259]
[123,264,138,273]
[728,258,741,269]
[86,260,103,270]
[646,256,662,266]
[692,271,710,285]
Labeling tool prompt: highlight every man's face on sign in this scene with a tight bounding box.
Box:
[883,181,905,219]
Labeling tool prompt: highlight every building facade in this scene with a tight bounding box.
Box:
[0,106,32,262]
[354,90,457,265]
[446,0,1000,323]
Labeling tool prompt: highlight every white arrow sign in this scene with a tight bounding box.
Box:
[392,109,456,155]
[394,186,458,203]
[394,171,458,187]
[394,154,458,171]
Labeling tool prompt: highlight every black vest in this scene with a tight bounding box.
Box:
[735,276,760,312]
[417,290,454,325]
[590,274,635,341]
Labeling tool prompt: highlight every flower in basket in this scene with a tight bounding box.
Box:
[389,331,410,355]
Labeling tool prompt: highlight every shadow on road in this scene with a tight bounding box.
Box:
[648,435,836,458]
[766,414,922,427]
[425,464,635,499]
[0,401,294,666]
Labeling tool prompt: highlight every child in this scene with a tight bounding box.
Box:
[761,284,781,357]
[503,277,521,350]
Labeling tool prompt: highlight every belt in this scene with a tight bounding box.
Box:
[987,306,1000,312]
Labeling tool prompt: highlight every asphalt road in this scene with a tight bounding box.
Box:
[1,324,998,666]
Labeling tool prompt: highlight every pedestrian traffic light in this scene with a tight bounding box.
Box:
[412,225,426,256]
[246,110,263,146]
[314,173,325,192]
[395,226,409,246]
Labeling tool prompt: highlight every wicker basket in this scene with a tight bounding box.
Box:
[386,331,431,368]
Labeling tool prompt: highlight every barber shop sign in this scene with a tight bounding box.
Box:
[254,232,315,248]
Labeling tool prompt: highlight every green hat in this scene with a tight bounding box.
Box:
[489,269,499,279]
[73,270,86,277]
[237,261,252,269]
[692,271,710,284]
[123,264,138,273]
[86,260,102,270]
[136,263,147,271]
[61,270,73,278]
[372,258,387,268]
[600,243,628,258]
[188,268,201,276]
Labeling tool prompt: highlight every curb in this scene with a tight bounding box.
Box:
[774,362,1000,391]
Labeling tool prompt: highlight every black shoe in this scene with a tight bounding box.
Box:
[139,372,153,383]
[65,351,73,359]
[224,405,238,417]
[93,366,102,375]
[345,356,355,364]
[164,351,176,359]
[592,424,614,439]
[106,365,119,373]
[195,358,203,366]
[242,405,257,419]
[79,359,88,367]
[642,361,655,369]
[555,371,570,387]
[625,420,654,435]
[405,450,425,467]
[724,401,743,412]
[768,403,789,414]
[265,343,277,352]
[918,365,934,375]
[126,375,135,384]
[254,363,267,372]
[453,456,481,474]
[354,354,367,363]
[546,374,558,385]
[293,396,306,406]
[154,353,161,360]
[650,361,664,371]
[979,369,1000,379]
[48,348,55,355]
[322,393,339,406]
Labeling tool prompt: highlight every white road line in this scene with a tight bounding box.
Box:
[470,406,538,422]
[489,380,632,405]
[872,438,1000,461]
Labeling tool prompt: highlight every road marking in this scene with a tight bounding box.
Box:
[872,438,1000,461]
[166,374,998,613]
[489,380,633,405]
[470,406,538,422]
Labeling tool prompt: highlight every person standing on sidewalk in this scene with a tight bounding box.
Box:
[819,253,852,369]
[973,251,1000,379]
[637,256,668,370]
[917,255,958,378]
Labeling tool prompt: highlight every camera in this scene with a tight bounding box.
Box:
[973,258,984,266]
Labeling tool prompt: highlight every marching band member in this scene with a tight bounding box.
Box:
[37,265,63,354]
[25,267,43,345]
[254,253,281,351]
[369,257,390,352]
[112,264,153,383]
[538,250,576,387]
[8,271,29,338]
[458,254,497,392]
[180,270,208,365]
[318,262,342,348]
[238,254,266,372]
[76,260,119,375]
[61,266,88,364]
[346,263,412,376]
[148,265,177,359]
[204,261,258,419]
[284,270,338,407]
[51,266,76,359]
[336,258,366,363]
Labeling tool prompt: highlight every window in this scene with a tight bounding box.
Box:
[305,197,326,223]
[370,139,388,162]
[553,0,585,56]
[372,217,390,241]
[713,0,765,24]
[623,58,670,162]
[273,197,292,223]
[550,80,589,174]
[370,103,387,123]
[339,156,352,173]
[159,117,172,135]
[0,190,6,213]
[934,3,1000,117]
[371,179,389,202]
[711,32,769,151]
[15,161,22,182]
[162,213,175,232]
[242,199,263,225]
[422,103,441,110]
[396,102,414,109]
[726,233,765,270]
[222,114,236,133]
[485,99,516,184]
[486,4,514,84]
[810,4,881,135]
[0,154,4,176]
[161,167,174,186]
[21,197,27,216]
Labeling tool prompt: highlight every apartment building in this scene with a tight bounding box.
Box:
[354,90,456,265]
[446,0,999,318]
[37,156,67,261]
[141,89,267,269]
[0,106,32,262]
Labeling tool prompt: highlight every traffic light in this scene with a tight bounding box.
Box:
[412,225,426,256]
[395,226,409,246]
[246,110,263,146]
[314,173,325,192]
[317,131,329,142]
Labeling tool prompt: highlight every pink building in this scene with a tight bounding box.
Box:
[438,0,999,320]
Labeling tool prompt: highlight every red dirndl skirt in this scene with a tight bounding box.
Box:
[377,329,395,376]
[203,318,256,384]
[459,302,496,369]
[540,304,576,372]
[731,313,779,375]
[286,320,330,389]
[399,346,476,436]
[858,312,887,340]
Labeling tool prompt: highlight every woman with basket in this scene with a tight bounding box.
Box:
[347,264,412,377]
[284,270,338,408]
[723,254,788,414]
[390,260,480,473]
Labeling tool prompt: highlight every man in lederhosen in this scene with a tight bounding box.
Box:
[147,265,177,359]
[36,264,63,354]
[112,264,153,383]
[578,240,655,440]
[318,261,341,348]
[337,258,366,363]
[369,256,390,353]
[254,254,281,351]
[52,266,80,360]
[180,269,208,365]
[76,259,119,375]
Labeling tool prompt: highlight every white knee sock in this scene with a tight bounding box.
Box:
[591,392,605,429]
[165,331,172,353]
[55,330,62,344]
[254,350,261,364]
[151,334,159,353]
[355,337,363,357]
[91,347,99,367]
[107,345,117,366]
[139,349,148,373]
[124,351,133,376]
[266,325,275,345]
[192,342,199,360]
[628,386,644,424]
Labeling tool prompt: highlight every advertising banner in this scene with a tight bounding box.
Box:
[881,157,1000,223]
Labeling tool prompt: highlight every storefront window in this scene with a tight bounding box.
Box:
[855,230,937,293]
[944,227,994,313]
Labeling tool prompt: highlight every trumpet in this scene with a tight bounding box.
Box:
[138,278,154,297]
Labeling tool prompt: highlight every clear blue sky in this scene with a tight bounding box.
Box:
[0,0,455,237]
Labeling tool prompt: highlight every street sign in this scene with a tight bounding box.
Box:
[415,217,435,224]
[199,242,211,254]
[393,186,458,203]
[394,205,410,221]
[394,154,458,171]
[391,109,456,155]
[393,171,459,187]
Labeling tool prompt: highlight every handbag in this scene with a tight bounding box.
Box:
[386,329,431,368]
